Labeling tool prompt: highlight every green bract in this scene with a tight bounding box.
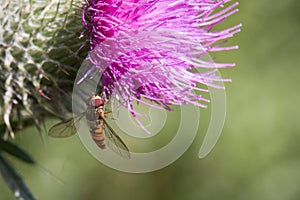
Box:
[0,0,87,137]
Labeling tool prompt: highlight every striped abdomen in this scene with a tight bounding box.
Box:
[87,119,105,149]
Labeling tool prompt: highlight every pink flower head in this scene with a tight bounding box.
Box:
[81,0,241,132]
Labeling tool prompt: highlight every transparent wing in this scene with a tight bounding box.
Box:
[48,113,85,138]
[103,119,131,159]
[105,97,122,120]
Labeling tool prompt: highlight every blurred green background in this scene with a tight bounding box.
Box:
[1,0,300,199]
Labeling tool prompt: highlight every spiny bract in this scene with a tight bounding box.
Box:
[0,0,87,138]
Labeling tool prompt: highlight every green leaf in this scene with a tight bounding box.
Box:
[0,138,35,164]
[0,153,36,200]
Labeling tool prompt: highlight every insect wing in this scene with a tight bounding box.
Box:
[103,119,131,159]
[48,113,85,138]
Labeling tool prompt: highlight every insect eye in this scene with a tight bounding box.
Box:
[90,98,103,107]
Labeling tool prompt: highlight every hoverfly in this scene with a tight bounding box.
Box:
[48,93,131,159]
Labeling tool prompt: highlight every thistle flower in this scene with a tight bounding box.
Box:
[81,0,241,131]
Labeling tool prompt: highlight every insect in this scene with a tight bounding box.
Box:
[48,93,131,159]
